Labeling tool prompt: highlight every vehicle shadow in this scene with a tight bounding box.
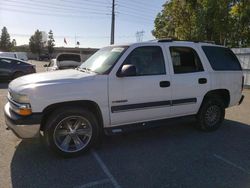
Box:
[10,119,250,188]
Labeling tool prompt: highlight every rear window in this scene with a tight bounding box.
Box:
[57,54,81,62]
[202,46,242,71]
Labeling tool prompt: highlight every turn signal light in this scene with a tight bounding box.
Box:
[18,108,32,116]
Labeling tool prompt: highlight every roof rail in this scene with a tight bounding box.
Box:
[157,38,174,42]
[156,39,216,44]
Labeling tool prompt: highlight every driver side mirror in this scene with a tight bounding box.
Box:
[117,64,137,77]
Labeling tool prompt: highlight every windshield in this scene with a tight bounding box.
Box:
[79,46,127,74]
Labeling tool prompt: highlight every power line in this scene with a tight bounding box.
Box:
[2,0,157,23]
[117,1,159,13]
[3,0,110,15]
[1,8,111,18]
[2,4,109,17]
[117,5,157,17]
[63,0,111,7]
[118,12,154,22]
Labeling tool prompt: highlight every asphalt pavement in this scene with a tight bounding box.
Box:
[0,61,249,188]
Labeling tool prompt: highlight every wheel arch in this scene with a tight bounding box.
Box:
[202,89,230,108]
[40,100,104,131]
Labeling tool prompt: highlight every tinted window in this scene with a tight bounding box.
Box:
[123,46,166,76]
[170,47,203,74]
[0,59,12,67]
[14,60,25,65]
[202,46,242,71]
[57,54,81,62]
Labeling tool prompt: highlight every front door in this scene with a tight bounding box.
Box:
[108,45,172,126]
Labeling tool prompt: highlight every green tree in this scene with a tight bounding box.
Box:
[47,30,55,57]
[29,30,43,57]
[0,26,12,51]
[152,0,250,47]
[11,39,17,51]
[229,0,250,47]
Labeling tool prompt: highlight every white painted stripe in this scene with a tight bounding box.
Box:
[92,151,121,188]
[214,154,250,175]
[76,178,110,188]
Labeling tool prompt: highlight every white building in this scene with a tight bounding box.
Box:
[232,48,250,86]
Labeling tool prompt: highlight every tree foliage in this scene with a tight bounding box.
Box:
[0,26,12,51]
[47,30,55,56]
[152,0,250,47]
[29,29,43,56]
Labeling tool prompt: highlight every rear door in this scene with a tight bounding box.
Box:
[164,44,210,116]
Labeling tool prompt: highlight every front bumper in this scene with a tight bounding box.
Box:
[4,102,42,138]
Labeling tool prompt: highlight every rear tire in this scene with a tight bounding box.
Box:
[196,95,225,131]
[44,107,100,157]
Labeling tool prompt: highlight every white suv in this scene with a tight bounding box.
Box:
[44,53,83,71]
[4,40,244,157]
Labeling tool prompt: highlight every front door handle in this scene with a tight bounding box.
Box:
[160,81,170,87]
[199,78,207,84]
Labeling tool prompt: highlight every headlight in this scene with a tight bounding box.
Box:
[9,92,30,104]
[8,91,32,116]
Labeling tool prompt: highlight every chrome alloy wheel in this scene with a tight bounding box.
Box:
[53,116,92,153]
[204,105,221,127]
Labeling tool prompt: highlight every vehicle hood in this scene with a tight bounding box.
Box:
[9,69,95,93]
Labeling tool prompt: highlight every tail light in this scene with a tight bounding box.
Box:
[27,65,36,73]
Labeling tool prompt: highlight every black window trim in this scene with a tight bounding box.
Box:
[116,45,167,77]
[169,46,204,74]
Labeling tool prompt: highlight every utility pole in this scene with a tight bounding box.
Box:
[110,0,115,45]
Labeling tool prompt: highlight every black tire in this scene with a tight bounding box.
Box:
[196,95,225,131]
[44,106,100,157]
[12,71,24,79]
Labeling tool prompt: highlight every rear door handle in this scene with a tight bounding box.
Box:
[198,78,207,84]
[160,81,170,87]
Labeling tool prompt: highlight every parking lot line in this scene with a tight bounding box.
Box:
[76,178,110,188]
[213,154,250,175]
[92,150,121,188]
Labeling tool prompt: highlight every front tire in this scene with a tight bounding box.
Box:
[196,96,225,131]
[44,107,100,157]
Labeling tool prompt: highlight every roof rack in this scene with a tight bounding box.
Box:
[156,38,216,44]
[157,38,174,42]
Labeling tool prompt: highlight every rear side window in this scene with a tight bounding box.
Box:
[57,54,81,62]
[202,46,242,71]
[170,47,204,74]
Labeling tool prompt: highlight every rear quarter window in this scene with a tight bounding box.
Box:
[202,46,242,71]
[57,54,81,62]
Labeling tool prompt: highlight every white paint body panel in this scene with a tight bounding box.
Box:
[8,41,243,129]
[108,43,172,126]
[9,70,110,126]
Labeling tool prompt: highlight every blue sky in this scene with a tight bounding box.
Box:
[0,0,166,48]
